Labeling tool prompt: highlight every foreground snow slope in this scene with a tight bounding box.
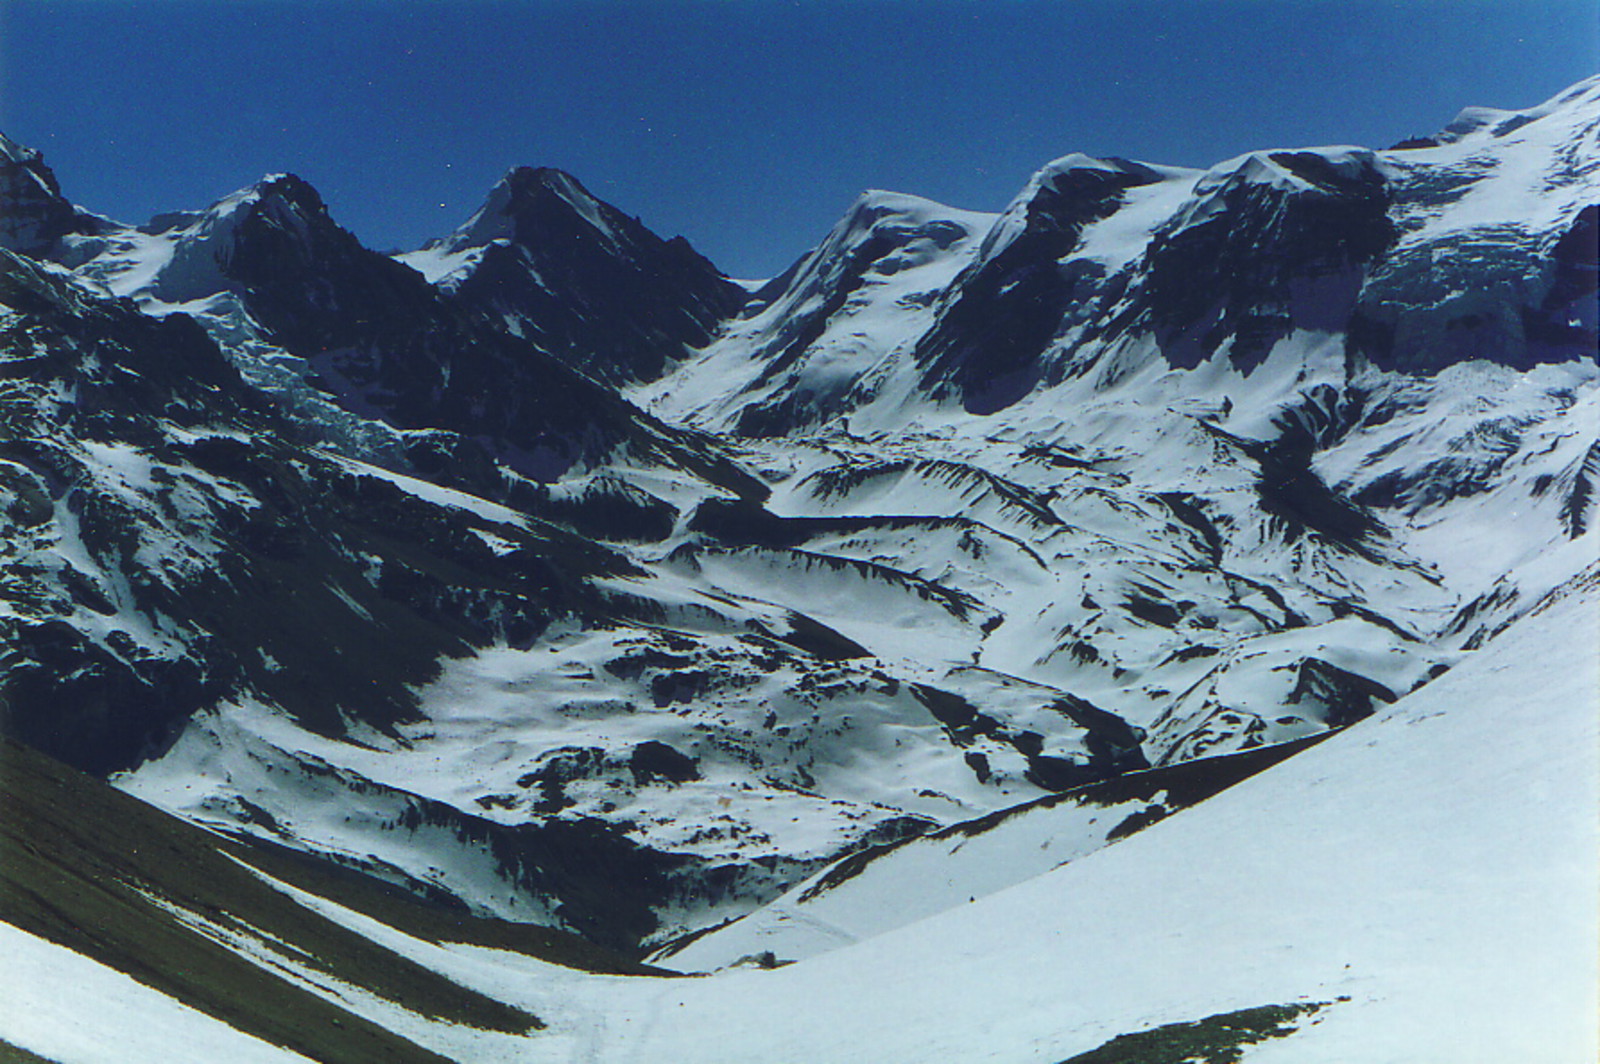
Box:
[0,922,315,1064]
[6,566,1592,1061]
[655,734,1331,971]
[524,567,1597,1062]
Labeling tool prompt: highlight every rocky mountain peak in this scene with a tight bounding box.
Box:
[0,130,91,257]
[986,153,1168,251]
[401,164,746,384]
[249,171,330,223]
[439,164,613,254]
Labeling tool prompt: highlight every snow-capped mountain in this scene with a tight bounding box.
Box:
[399,166,747,384]
[0,75,1595,1063]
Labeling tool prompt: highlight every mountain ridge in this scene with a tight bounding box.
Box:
[0,75,1595,1062]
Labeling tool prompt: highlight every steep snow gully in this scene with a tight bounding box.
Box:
[0,78,1596,1062]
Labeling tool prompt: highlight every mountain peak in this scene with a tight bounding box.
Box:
[104,171,344,304]
[252,171,327,213]
[0,130,88,256]
[503,164,590,198]
[399,164,745,384]
[1439,73,1600,144]
[0,131,63,191]
[439,164,619,254]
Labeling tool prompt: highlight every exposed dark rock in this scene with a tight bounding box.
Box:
[1023,753,1104,791]
[0,132,102,257]
[1120,150,1395,372]
[1558,437,1600,538]
[0,619,212,775]
[763,611,874,661]
[917,158,1165,412]
[629,741,702,785]
[1124,594,1184,628]
[1051,696,1151,775]
[1524,203,1599,365]
[1054,1001,1330,1063]
[1389,135,1443,150]
[649,670,713,707]
[517,747,607,813]
[429,167,746,384]
[1283,657,1397,727]
[1157,492,1224,566]
[0,247,642,774]
[1349,204,1597,374]
[137,173,764,501]
[909,683,1002,748]
[538,476,679,543]
[1198,417,1381,551]
[910,683,1146,791]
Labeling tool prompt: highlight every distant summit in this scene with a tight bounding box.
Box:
[399,165,746,383]
[433,165,623,254]
[0,131,106,256]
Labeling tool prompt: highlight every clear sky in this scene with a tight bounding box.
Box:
[2,0,1596,278]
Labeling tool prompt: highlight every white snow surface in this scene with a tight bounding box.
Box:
[116,316,1598,942]
[655,775,1168,971]
[150,566,1599,1063]
[690,569,1595,1063]
[0,921,315,1064]
[1402,74,1600,241]
[636,189,998,432]
[602,570,1596,1061]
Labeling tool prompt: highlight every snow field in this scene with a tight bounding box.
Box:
[0,921,315,1064]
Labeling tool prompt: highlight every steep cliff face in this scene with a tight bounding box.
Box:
[1346,82,1600,373]
[1115,148,1396,372]
[0,132,94,257]
[914,155,1169,410]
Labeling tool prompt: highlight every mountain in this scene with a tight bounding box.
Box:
[5,558,1593,1063]
[0,75,1596,1062]
[399,166,747,384]
[0,244,642,775]
[643,77,1597,433]
[597,564,1600,1062]
[55,170,759,493]
[0,132,110,257]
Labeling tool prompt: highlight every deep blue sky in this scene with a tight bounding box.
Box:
[3,0,1596,278]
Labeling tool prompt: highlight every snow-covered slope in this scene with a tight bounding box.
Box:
[566,564,1597,1063]
[653,733,1333,971]
[0,73,1595,1008]
[1,922,315,1064]
[16,562,1585,1063]
[637,190,999,433]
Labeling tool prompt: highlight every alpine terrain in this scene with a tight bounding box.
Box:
[0,76,1596,1063]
